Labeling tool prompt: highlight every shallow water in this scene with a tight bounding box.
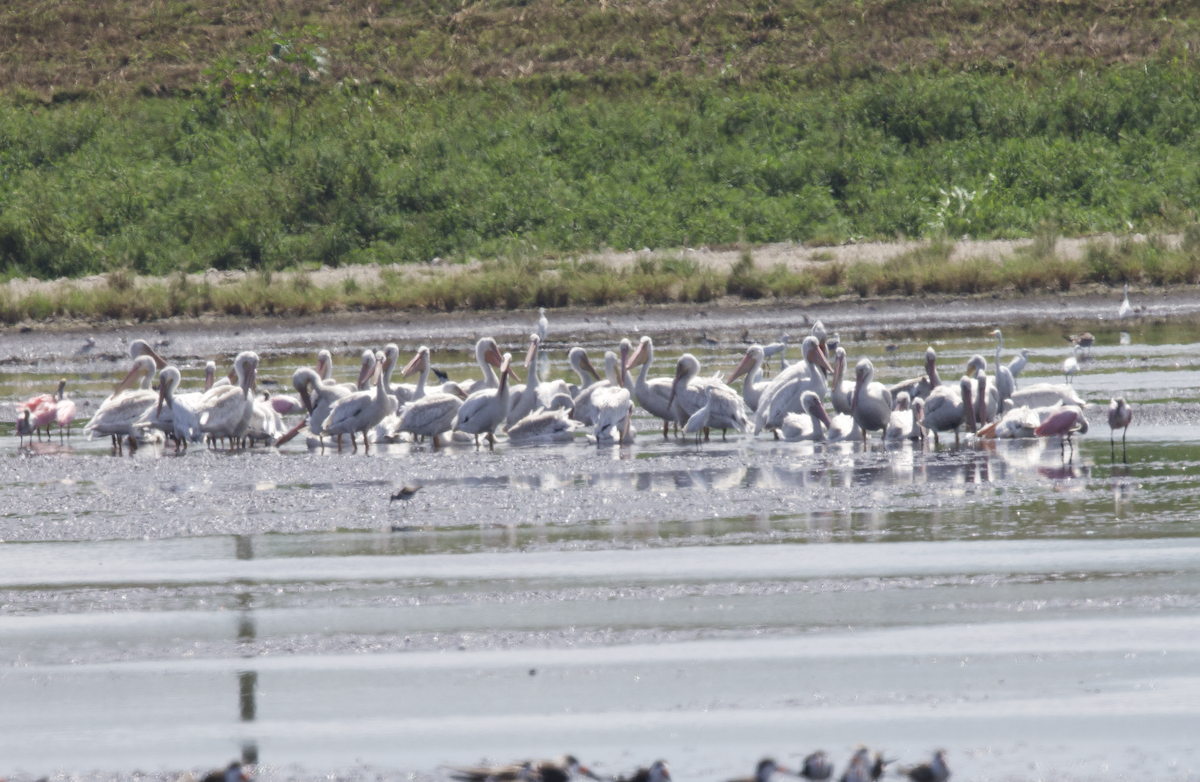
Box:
[2,313,1199,781]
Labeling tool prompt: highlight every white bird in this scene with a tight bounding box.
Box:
[977,401,1071,439]
[537,307,549,342]
[246,393,286,446]
[921,376,975,446]
[727,344,771,412]
[565,346,601,397]
[84,355,161,448]
[752,336,833,436]
[1010,382,1088,409]
[830,346,856,415]
[573,346,627,427]
[394,350,469,447]
[323,350,400,452]
[988,329,1016,402]
[625,335,676,436]
[681,386,716,444]
[885,391,923,441]
[289,366,352,447]
[508,403,582,444]
[780,390,832,442]
[592,376,635,445]
[761,333,790,374]
[136,365,203,449]
[506,334,546,429]
[811,320,827,355]
[668,353,748,438]
[1119,283,1132,319]
[850,357,893,440]
[459,338,507,396]
[454,353,517,445]
[965,354,1000,423]
[197,352,259,448]
[889,346,940,400]
[1003,349,1029,382]
[1063,345,1081,384]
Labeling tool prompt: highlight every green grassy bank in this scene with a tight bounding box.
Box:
[4,57,1200,284]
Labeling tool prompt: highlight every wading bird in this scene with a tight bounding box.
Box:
[1108,396,1133,462]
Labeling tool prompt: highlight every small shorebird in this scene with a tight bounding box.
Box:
[902,750,949,782]
[1067,331,1095,354]
[448,756,599,782]
[726,759,788,782]
[390,485,422,505]
[614,760,671,782]
[200,762,249,782]
[798,751,834,781]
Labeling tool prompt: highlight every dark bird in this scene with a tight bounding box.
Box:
[200,763,249,782]
[902,751,949,782]
[799,751,834,781]
[840,749,872,782]
[727,758,788,782]
[447,756,599,782]
[432,366,450,383]
[870,753,894,781]
[1066,332,1095,353]
[390,485,422,503]
[614,760,671,782]
[699,330,719,347]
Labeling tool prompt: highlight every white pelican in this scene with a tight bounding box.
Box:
[137,366,202,449]
[395,351,469,446]
[830,347,856,415]
[885,392,923,441]
[509,404,582,444]
[681,386,716,444]
[1108,396,1132,461]
[573,348,624,427]
[1119,283,1132,318]
[889,346,939,400]
[459,338,507,396]
[922,376,975,445]
[850,358,893,440]
[566,346,601,397]
[316,348,368,392]
[506,334,545,429]
[453,353,516,445]
[1064,345,1081,384]
[625,335,675,436]
[537,307,549,342]
[965,354,999,422]
[84,355,160,449]
[1008,348,1030,379]
[780,391,832,442]
[197,351,258,448]
[668,353,748,438]
[323,351,400,453]
[825,332,840,357]
[287,367,352,447]
[592,384,634,445]
[727,345,770,412]
[752,336,832,436]
[1010,382,1087,409]
[811,320,827,355]
[247,394,286,446]
[202,361,217,391]
[987,330,1016,403]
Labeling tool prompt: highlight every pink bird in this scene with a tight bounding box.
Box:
[25,393,58,441]
[1107,397,1132,463]
[54,379,77,440]
[1034,407,1088,438]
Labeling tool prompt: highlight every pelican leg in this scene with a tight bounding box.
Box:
[363,433,370,454]
[662,420,669,438]
[703,426,710,442]
[486,432,495,448]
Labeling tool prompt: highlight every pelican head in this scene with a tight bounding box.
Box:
[728,344,765,384]
[960,375,976,433]
[115,354,158,395]
[233,351,259,391]
[966,354,987,377]
[850,357,874,413]
[894,390,911,411]
[525,333,540,369]
[316,349,333,380]
[403,346,431,378]
[129,339,168,370]
[667,353,700,408]
[802,335,834,375]
[625,335,654,373]
[801,390,833,429]
[156,366,182,416]
[618,339,633,387]
[571,346,602,381]
[356,349,378,388]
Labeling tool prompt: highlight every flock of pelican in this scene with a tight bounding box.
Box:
[12,314,1135,459]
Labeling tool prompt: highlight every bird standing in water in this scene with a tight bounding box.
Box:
[1108,396,1133,462]
[390,485,422,510]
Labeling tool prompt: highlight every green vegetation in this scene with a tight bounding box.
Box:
[1,0,1200,315]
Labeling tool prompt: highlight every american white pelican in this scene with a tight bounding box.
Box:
[136,366,185,448]
[509,405,582,444]
[921,376,975,445]
[454,353,516,445]
[625,335,675,436]
[1108,396,1132,461]
[1119,283,1132,318]
[573,348,624,426]
[537,307,549,342]
[826,332,841,358]
[1064,345,1081,384]
[1010,382,1087,408]
[885,392,923,441]
[323,350,400,452]
[459,338,507,396]
[1008,348,1030,379]
[202,361,216,391]
[988,330,1016,403]
[506,334,545,429]
[965,354,999,422]
[780,391,832,442]
[395,351,469,446]
[850,357,893,440]
[889,346,939,400]
[592,384,635,445]
[727,345,770,412]
[566,346,601,397]
[197,352,258,448]
[84,355,160,449]
[668,353,748,438]
[247,393,286,445]
[288,367,351,447]
[752,336,832,436]
[830,347,856,415]
[811,320,827,356]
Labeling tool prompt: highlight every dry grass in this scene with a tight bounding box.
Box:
[1,0,1197,100]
